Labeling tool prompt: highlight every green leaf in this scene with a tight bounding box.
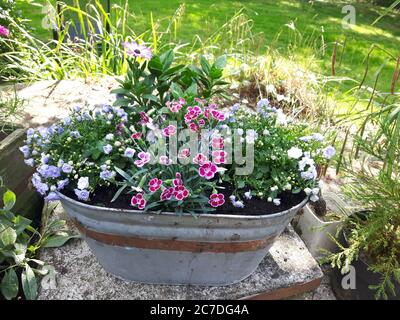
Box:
[3,189,16,211]
[13,216,32,235]
[160,50,174,70]
[21,265,37,300]
[1,269,19,300]
[41,234,79,248]
[185,82,198,96]
[200,56,211,75]
[0,225,17,247]
[213,55,227,69]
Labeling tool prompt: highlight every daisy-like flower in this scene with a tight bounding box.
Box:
[208,193,225,207]
[162,125,176,137]
[0,25,10,38]
[130,193,146,209]
[199,161,218,180]
[134,152,151,167]
[148,178,163,193]
[123,41,152,60]
[173,185,189,201]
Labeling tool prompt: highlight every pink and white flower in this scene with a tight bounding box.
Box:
[211,110,225,121]
[212,137,224,149]
[162,125,176,137]
[184,106,202,123]
[130,193,146,209]
[159,155,172,165]
[199,161,218,180]
[134,152,151,167]
[166,100,184,113]
[160,187,174,201]
[139,112,150,125]
[212,150,226,164]
[178,148,190,159]
[188,122,199,133]
[173,172,183,186]
[173,185,189,201]
[123,41,152,60]
[208,193,225,207]
[193,153,207,165]
[131,132,142,140]
[148,178,163,192]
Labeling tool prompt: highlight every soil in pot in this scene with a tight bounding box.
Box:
[61,182,307,216]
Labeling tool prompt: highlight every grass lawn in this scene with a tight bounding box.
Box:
[18,0,400,92]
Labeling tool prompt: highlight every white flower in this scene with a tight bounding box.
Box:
[267,197,273,202]
[273,198,281,206]
[105,133,114,140]
[312,187,320,195]
[229,195,236,202]
[244,191,252,200]
[276,109,287,126]
[311,133,324,141]
[276,94,285,102]
[287,147,303,159]
[270,185,278,192]
[284,183,292,190]
[114,141,122,147]
[236,128,244,136]
[263,129,270,136]
[77,177,89,190]
[298,156,315,171]
[310,194,319,202]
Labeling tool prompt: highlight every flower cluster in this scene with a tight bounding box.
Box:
[226,99,335,207]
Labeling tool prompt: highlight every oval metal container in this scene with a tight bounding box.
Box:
[58,192,309,285]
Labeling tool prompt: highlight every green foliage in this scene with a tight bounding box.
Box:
[0,177,76,300]
[112,49,227,109]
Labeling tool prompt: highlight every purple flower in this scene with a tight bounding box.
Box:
[323,146,336,159]
[102,105,111,113]
[103,144,113,154]
[231,103,240,113]
[57,178,69,191]
[58,127,64,134]
[45,192,60,201]
[27,128,35,137]
[38,165,61,179]
[100,170,116,180]
[62,163,73,173]
[0,25,10,38]
[124,147,135,158]
[123,41,153,60]
[257,99,270,108]
[63,117,72,125]
[19,145,30,158]
[70,131,81,138]
[41,153,50,164]
[32,174,49,196]
[73,106,81,112]
[38,127,49,139]
[24,158,34,167]
[74,189,90,201]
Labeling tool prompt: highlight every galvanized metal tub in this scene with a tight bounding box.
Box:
[57,192,309,286]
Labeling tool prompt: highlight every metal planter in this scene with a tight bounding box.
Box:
[58,192,309,285]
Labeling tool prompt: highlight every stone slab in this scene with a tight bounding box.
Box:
[38,203,324,300]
